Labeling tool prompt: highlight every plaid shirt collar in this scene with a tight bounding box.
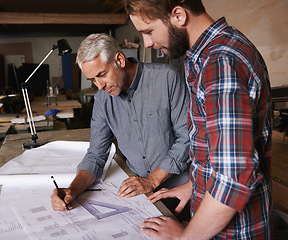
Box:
[184,17,228,64]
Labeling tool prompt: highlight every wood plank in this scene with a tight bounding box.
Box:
[273,181,288,213]
[272,131,288,214]
[26,96,81,115]
[0,12,128,25]
[272,141,288,188]
[13,119,54,134]
[0,123,12,138]
[0,113,17,123]
[272,131,288,187]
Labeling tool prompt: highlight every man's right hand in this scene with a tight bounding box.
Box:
[147,180,193,215]
[50,187,75,211]
[50,170,96,212]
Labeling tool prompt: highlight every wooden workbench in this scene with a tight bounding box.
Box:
[271,131,288,214]
[30,95,82,119]
[11,95,81,134]
[31,96,81,111]
[0,95,82,138]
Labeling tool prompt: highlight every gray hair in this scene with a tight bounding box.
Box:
[76,33,124,67]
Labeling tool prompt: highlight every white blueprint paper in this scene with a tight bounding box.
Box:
[0,141,90,174]
[0,141,163,239]
[0,141,116,239]
[0,174,76,239]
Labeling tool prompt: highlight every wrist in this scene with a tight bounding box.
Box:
[146,175,160,190]
[67,186,79,199]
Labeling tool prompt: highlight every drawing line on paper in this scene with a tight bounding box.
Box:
[76,198,131,220]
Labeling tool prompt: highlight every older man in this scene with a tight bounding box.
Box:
[51,33,190,213]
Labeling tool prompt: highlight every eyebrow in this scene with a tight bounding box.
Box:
[87,70,106,81]
[138,29,151,34]
[96,71,106,77]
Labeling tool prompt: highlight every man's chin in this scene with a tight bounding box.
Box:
[109,90,121,97]
[109,92,117,96]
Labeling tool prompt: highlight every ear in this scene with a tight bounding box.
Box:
[115,52,126,68]
[170,6,187,27]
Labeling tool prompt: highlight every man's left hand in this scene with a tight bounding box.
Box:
[117,176,156,197]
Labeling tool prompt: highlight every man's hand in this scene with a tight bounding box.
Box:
[117,167,171,198]
[117,175,156,197]
[50,170,96,211]
[141,216,185,240]
[145,191,237,240]
[50,187,75,211]
[147,180,193,215]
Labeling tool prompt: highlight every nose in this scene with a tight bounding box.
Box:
[93,78,105,90]
[143,35,154,48]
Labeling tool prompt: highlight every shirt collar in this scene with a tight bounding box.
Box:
[184,17,228,64]
[120,57,143,98]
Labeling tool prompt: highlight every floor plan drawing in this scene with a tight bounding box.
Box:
[10,192,157,240]
[0,141,166,240]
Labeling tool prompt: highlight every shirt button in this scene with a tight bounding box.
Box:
[142,156,146,159]
[147,170,150,173]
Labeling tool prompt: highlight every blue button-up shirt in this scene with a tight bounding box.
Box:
[78,58,190,180]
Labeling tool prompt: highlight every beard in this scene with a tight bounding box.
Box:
[166,24,190,59]
[109,64,128,96]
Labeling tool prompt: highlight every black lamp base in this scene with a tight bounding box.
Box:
[22,140,48,149]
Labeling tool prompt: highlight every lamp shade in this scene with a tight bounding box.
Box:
[57,39,72,56]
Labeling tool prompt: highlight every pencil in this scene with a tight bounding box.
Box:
[85,189,104,191]
[51,176,70,213]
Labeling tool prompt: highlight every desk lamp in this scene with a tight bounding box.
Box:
[21,39,72,149]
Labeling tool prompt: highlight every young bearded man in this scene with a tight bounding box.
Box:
[124,0,272,239]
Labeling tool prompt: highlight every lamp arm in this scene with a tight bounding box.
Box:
[21,84,37,142]
[25,45,57,84]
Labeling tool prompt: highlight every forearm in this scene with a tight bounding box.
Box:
[182,191,237,240]
[69,170,96,198]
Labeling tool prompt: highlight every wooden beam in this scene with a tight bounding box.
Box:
[0,12,128,24]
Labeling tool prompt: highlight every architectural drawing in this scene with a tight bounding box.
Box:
[0,141,163,239]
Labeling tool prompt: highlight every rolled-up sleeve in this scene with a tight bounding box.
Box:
[77,94,114,180]
[203,57,263,212]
